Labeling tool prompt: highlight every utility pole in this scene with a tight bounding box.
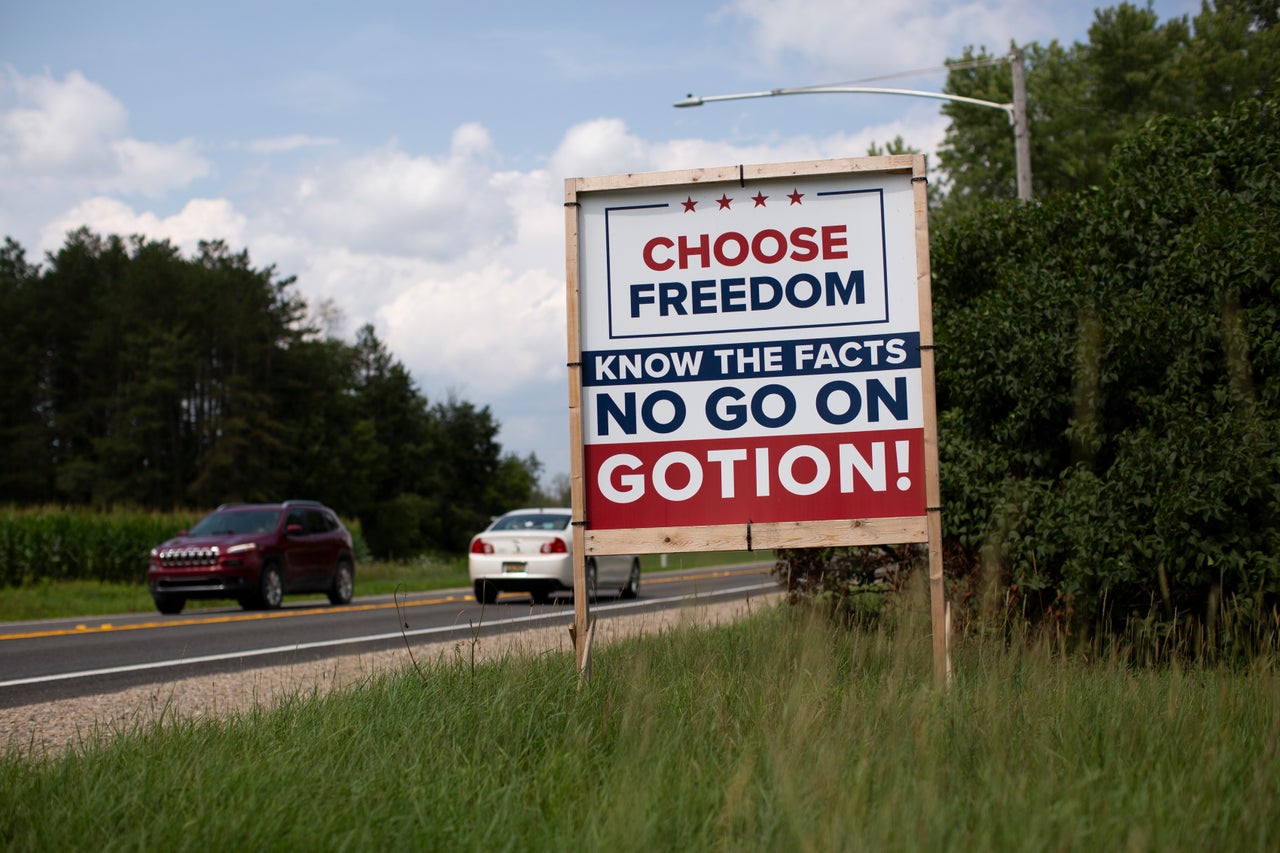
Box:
[1009,47,1033,201]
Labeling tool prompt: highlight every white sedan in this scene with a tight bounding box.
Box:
[468,507,640,604]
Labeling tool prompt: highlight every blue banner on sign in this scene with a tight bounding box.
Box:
[582,332,921,386]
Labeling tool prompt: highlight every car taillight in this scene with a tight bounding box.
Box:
[471,539,494,554]
[540,538,567,554]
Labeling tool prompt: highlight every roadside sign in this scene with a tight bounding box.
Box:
[566,156,938,556]
[565,156,946,681]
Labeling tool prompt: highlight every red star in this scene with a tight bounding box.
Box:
[787,189,804,205]
[716,194,733,209]
[752,192,768,207]
[682,196,698,212]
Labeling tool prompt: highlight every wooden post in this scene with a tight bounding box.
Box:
[911,155,950,684]
[563,180,592,679]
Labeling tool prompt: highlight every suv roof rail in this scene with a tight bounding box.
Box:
[212,500,325,511]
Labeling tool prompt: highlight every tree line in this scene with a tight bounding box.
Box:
[933,95,1279,642]
[780,2,1280,645]
[0,230,540,556]
[927,0,1280,640]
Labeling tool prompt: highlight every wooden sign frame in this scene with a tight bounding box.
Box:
[564,155,945,680]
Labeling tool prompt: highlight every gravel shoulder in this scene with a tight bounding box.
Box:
[2,592,782,759]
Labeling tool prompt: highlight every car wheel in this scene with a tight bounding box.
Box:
[256,563,284,610]
[474,580,497,605]
[620,558,640,600]
[153,593,185,615]
[584,559,599,600]
[328,558,354,605]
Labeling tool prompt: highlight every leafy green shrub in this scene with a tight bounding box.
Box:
[772,545,925,627]
[932,98,1280,643]
[343,517,372,563]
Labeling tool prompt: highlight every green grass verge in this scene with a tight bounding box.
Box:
[0,555,469,622]
[0,551,773,622]
[3,600,1278,849]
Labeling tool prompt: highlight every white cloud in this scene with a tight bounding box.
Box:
[110,137,211,197]
[265,160,568,396]
[0,67,213,247]
[548,118,652,179]
[269,122,514,259]
[38,196,247,256]
[0,68,125,175]
[551,112,949,181]
[0,67,210,192]
[380,260,567,394]
[248,134,339,154]
[722,0,1054,78]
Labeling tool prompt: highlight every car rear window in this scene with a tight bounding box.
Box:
[491,513,570,531]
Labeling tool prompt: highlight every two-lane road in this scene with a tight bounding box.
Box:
[0,562,777,707]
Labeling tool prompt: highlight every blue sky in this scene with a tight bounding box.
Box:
[2,0,1202,484]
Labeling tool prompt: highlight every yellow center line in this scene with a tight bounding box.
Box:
[646,567,762,584]
[0,594,470,641]
[0,565,770,642]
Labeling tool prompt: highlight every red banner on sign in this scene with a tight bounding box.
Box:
[585,428,925,529]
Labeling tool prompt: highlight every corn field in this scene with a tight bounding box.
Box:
[0,506,200,587]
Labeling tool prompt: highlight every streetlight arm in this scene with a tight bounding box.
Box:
[675,85,1014,123]
[673,59,1033,202]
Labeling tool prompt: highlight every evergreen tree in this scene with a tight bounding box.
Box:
[0,239,48,500]
[2,230,544,553]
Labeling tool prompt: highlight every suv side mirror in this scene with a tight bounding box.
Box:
[286,523,305,536]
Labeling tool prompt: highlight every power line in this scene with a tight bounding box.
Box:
[773,55,1012,96]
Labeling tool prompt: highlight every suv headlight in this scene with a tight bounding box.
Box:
[226,543,258,555]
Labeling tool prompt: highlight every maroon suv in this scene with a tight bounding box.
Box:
[147,500,356,614]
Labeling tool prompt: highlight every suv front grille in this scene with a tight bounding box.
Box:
[156,547,219,568]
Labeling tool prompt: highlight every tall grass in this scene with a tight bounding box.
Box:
[3,594,1277,850]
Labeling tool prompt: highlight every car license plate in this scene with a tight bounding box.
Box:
[502,561,526,573]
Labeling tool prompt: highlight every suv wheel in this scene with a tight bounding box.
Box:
[328,558,354,605]
[154,593,185,615]
[256,563,284,610]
